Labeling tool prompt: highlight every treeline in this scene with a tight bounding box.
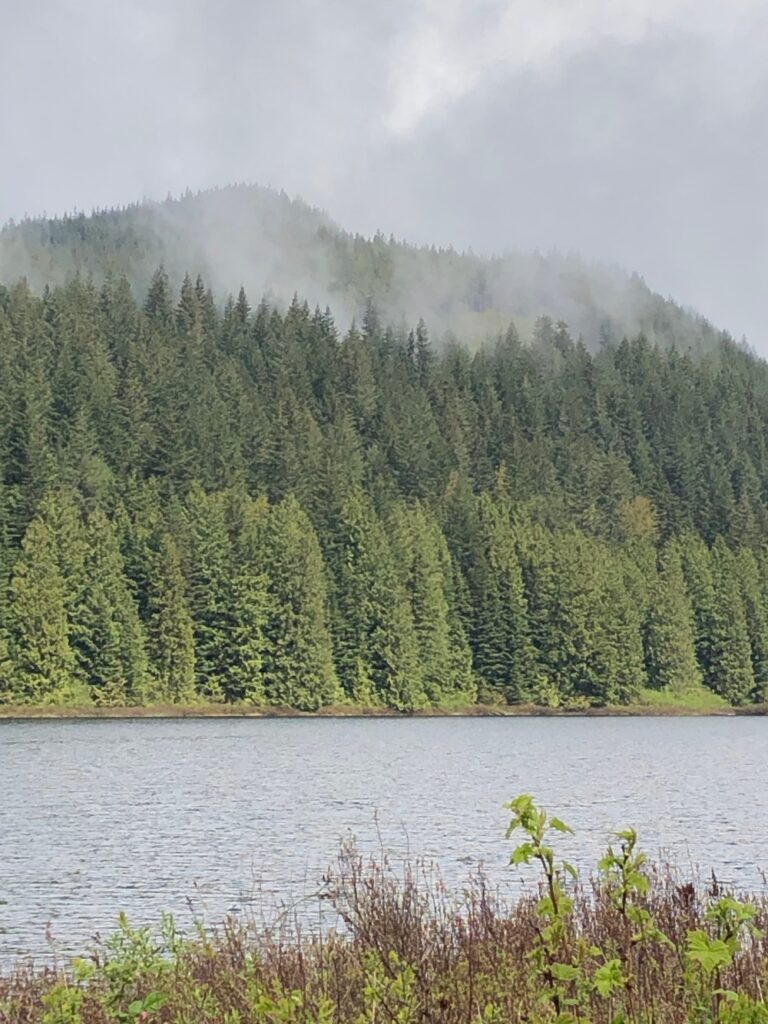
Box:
[0,270,767,708]
[0,184,725,352]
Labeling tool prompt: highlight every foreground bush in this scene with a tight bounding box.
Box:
[2,796,767,1023]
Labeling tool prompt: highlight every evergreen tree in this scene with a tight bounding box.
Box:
[8,517,78,703]
[76,509,148,704]
[644,541,702,693]
[225,567,268,704]
[331,490,424,710]
[739,548,768,702]
[388,501,475,706]
[536,531,611,706]
[146,530,196,703]
[707,538,755,704]
[182,484,233,700]
[259,495,339,710]
[594,552,647,704]
[0,259,768,711]
[467,490,535,703]
[678,532,717,686]
[0,630,14,703]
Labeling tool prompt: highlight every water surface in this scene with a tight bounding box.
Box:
[1,716,765,961]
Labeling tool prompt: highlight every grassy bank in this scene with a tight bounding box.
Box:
[2,796,767,1023]
[0,694,756,720]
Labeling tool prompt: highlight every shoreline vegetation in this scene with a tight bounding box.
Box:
[3,795,768,1022]
[1,698,765,719]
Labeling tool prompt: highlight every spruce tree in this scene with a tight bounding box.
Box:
[76,509,148,704]
[146,530,196,703]
[331,490,424,710]
[708,537,755,704]
[539,531,606,706]
[644,541,702,693]
[388,501,475,706]
[5,254,768,712]
[467,492,535,703]
[735,548,768,702]
[678,531,717,684]
[225,568,268,704]
[514,515,560,705]
[182,484,232,700]
[0,631,14,703]
[259,495,339,710]
[8,517,78,703]
[594,552,647,705]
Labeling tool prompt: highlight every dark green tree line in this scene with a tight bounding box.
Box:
[0,272,766,707]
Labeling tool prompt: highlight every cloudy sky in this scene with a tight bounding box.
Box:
[2,0,767,347]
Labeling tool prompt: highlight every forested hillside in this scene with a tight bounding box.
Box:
[0,185,726,353]
[0,269,766,710]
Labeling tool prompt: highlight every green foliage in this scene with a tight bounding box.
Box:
[331,491,424,710]
[145,530,196,703]
[709,539,756,705]
[76,508,148,704]
[467,491,535,703]
[505,796,768,1024]
[7,517,78,703]
[258,496,340,710]
[0,268,767,711]
[640,686,729,711]
[684,897,764,1022]
[505,795,578,1018]
[645,540,703,693]
[358,950,419,1024]
[8,798,768,1022]
[41,984,84,1024]
[388,501,476,706]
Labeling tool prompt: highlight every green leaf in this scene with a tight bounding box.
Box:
[593,959,625,997]
[551,963,580,982]
[686,930,733,973]
[510,842,535,865]
[505,794,534,817]
[550,817,573,834]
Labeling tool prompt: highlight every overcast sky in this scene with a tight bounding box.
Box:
[2,0,767,348]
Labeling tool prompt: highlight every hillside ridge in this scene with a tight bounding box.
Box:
[0,183,727,352]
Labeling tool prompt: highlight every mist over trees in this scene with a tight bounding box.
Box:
[0,185,727,355]
[0,264,767,709]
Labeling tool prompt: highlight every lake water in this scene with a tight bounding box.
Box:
[1,715,766,962]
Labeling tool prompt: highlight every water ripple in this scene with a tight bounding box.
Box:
[0,716,766,960]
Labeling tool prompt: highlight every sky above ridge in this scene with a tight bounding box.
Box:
[1,0,767,349]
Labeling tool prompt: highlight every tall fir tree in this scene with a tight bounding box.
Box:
[146,530,196,703]
[644,541,702,693]
[258,495,339,710]
[8,517,79,703]
[331,490,425,710]
[182,484,233,700]
[707,537,755,704]
[467,490,535,703]
[76,508,148,704]
[388,501,475,706]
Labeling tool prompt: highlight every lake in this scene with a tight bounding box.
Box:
[0,715,765,962]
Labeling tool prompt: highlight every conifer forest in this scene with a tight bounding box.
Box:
[1,197,768,712]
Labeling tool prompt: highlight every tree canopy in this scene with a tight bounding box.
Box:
[0,270,765,709]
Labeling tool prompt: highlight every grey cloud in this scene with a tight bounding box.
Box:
[1,0,767,349]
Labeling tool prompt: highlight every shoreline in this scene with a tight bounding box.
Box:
[0,701,763,720]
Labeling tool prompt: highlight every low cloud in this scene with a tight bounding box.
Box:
[1,0,768,348]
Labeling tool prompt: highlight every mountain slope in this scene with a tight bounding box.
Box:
[0,184,726,352]
[0,269,765,710]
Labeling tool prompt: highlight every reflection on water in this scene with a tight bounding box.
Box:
[0,715,766,960]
